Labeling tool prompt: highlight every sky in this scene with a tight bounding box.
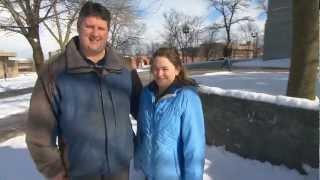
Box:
[0,0,266,59]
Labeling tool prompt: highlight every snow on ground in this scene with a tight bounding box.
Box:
[232,58,290,68]
[1,134,318,180]
[0,93,31,119]
[136,65,151,72]
[0,73,37,92]
[192,70,319,110]
[203,145,318,180]
[193,71,289,96]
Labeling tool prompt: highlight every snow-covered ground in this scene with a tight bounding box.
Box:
[232,58,290,68]
[0,59,319,180]
[1,134,318,180]
[193,71,289,95]
[193,71,319,110]
[0,93,31,119]
[0,73,36,92]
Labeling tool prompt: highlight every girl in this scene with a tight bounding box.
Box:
[134,47,205,180]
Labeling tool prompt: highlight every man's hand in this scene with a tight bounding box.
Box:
[50,171,67,180]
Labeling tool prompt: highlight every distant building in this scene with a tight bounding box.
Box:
[231,42,262,59]
[0,50,18,78]
[9,57,35,72]
[199,42,225,60]
[182,42,257,64]
[0,51,35,79]
[48,49,62,59]
[264,0,292,60]
[122,55,151,69]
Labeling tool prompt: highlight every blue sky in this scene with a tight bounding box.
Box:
[0,0,266,59]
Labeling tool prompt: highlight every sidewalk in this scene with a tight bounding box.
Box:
[0,111,27,143]
[0,87,33,99]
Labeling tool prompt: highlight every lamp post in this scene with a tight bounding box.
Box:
[251,32,258,58]
[182,24,190,63]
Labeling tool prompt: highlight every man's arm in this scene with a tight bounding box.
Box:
[130,69,143,119]
[26,78,65,179]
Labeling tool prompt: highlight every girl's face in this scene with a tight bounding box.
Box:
[152,56,180,92]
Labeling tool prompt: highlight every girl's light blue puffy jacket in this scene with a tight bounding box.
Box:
[134,82,205,180]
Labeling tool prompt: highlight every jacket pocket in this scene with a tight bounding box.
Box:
[68,141,102,176]
[134,134,150,173]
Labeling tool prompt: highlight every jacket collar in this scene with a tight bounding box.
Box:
[148,80,184,102]
[65,36,122,74]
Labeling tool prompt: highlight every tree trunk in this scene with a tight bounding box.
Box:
[287,0,319,100]
[32,43,45,73]
[28,35,45,74]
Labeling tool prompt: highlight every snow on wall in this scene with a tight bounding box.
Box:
[199,85,319,110]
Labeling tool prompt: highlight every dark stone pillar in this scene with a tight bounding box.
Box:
[263,0,292,60]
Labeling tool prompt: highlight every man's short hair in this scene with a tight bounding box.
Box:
[77,1,111,30]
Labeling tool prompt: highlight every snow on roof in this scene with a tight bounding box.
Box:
[199,85,319,110]
[0,50,16,57]
[8,57,32,62]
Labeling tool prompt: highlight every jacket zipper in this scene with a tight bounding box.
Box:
[149,93,175,177]
[148,94,175,176]
[150,95,157,178]
[108,90,117,128]
[97,74,110,173]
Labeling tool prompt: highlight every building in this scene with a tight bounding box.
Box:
[122,55,151,69]
[0,50,18,78]
[0,50,35,79]
[182,42,257,64]
[231,42,262,59]
[9,57,35,72]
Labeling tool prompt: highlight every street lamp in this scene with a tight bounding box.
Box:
[182,24,190,63]
[251,32,258,58]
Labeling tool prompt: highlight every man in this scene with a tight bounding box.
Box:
[221,45,232,71]
[26,2,142,180]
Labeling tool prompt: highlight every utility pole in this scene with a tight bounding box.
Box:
[182,24,190,64]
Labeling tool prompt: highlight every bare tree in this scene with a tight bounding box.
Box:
[43,0,85,51]
[98,0,145,54]
[208,0,251,56]
[186,15,204,48]
[201,25,220,61]
[238,21,262,58]
[146,42,162,56]
[0,0,57,73]
[286,0,319,99]
[43,0,144,55]
[162,9,204,60]
[162,10,182,48]
[238,21,259,43]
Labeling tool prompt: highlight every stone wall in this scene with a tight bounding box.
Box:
[199,90,319,173]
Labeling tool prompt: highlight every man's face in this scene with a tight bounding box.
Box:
[78,16,109,57]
